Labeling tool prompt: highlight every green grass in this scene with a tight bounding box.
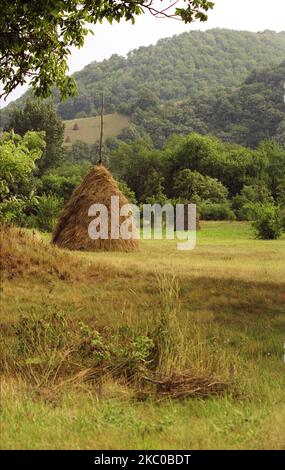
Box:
[2,381,284,450]
[79,221,285,284]
[1,222,285,449]
[63,113,129,145]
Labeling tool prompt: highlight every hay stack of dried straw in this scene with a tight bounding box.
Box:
[52,164,139,252]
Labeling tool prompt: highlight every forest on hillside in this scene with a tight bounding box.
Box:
[130,60,285,148]
[54,29,285,118]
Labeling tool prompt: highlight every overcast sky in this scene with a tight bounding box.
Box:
[1,0,285,107]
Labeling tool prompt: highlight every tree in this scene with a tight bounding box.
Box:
[0,130,46,225]
[31,30,284,144]
[141,167,166,202]
[134,88,159,111]
[0,130,45,201]
[66,140,92,163]
[40,174,81,202]
[108,137,165,199]
[118,181,137,204]
[0,0,214,99]
[39,159,92,201]
[259,140,285,198]
[170,133,264,196]
[276,178,285,205]
[173,169,228,203]
[276,120,285,147]
[7,99,64,173]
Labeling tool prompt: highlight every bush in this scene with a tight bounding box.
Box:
[40,174,79,201]
[118,181,137,204]
[34,195,63,232]
[232,184,273,221]
[0,194,64,232]
[198,202,236,221]
[248,203,284,240]
[0,196,30,226]
[0,130,45,200]
[75,111,87,118]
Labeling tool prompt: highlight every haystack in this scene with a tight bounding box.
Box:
[52,164,139,251]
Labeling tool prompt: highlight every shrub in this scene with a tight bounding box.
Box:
[232,184,273,220]
[34,195,63,232]
[40,174,79,201]
[76,322,155,382]
[75,111,87,118]
[198,202,236,221]
[118,181,137,204]
[248,203,284,240]
[0,194,64,231]
[0,196,30,225]
[0,130,45,200]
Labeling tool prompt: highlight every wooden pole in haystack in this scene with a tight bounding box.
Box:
[98,91,104,165]
[52,90,139,252]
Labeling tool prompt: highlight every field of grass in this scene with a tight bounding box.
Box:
[1,222,285,450]
[63,114,129,145]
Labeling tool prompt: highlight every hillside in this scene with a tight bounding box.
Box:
[56,29,285,119]
[63,113,129,145]
[190,60,285,147]
[132,60,285,147]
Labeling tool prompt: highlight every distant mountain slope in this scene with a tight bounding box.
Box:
[55,29,285,119]
[188,59,285,147]
[127,59,285,148]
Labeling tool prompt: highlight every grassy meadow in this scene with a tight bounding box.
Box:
[1,222,285,449]
[64,114,129,145]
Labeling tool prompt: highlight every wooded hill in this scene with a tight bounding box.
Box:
[131,59,285,148]
[55,29,285,119]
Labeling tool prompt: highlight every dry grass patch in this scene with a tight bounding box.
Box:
[0,223,117,282]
